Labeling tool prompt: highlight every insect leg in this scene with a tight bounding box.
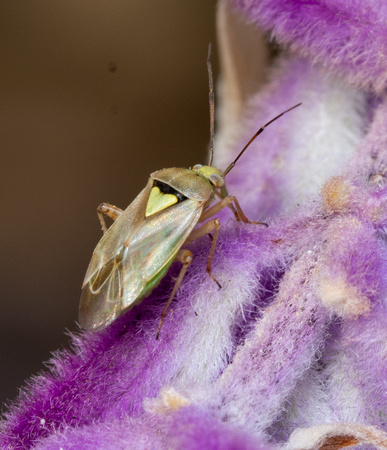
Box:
[201,195,267,226]
[97,203,123,234]
[185,218,222,289]
[156,249,193,340]
[228,195,267,226]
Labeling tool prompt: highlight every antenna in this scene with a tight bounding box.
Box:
[223,103,302,176]
[207,43,215,166]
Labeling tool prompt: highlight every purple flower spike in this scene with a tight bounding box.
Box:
[316,215,385,319]
[229,0,387,93]
[3,1,387,448]
[34,399,272,449]
[214,253,331,434]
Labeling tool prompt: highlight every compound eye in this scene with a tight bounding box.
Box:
[209,173,224,188]
[192,164,202,172]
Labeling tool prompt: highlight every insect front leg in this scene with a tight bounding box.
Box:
[97,203,123,234]
[185,219,222,290]
[156,249,193,340]
[205,194,268,226]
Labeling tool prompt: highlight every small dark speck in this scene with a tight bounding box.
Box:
[108,61,117,73]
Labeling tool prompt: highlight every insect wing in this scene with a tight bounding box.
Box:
[79,190,203,330]
[119,197,202,310]
[79,183,152,330]
[78,252,124,330]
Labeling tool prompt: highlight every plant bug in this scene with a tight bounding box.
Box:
[79,52,301,338]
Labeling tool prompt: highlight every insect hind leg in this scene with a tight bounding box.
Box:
[156,249,193,340]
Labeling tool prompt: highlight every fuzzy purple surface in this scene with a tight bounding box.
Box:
[1,222,275,447]
[217,57,307,219]
[3,0,387,448]
[230,0,387,93]
[33,406,271,450]
[4,179,387,447]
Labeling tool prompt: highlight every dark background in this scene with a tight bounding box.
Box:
[1,1,217,406]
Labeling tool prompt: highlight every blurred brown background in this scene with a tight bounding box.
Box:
[1,1,217,406]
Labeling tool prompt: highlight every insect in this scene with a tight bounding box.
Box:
[79,52,301,338]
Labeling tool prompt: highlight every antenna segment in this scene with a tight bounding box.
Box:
[223,103,302,176]
[207,44,215,166]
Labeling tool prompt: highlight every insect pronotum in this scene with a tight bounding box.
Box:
[79,49,301,338]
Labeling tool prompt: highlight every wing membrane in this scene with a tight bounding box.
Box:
[78,255,123,330]
[82,182,152,287]
[79,192,203,330]
[120,198,201,309]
